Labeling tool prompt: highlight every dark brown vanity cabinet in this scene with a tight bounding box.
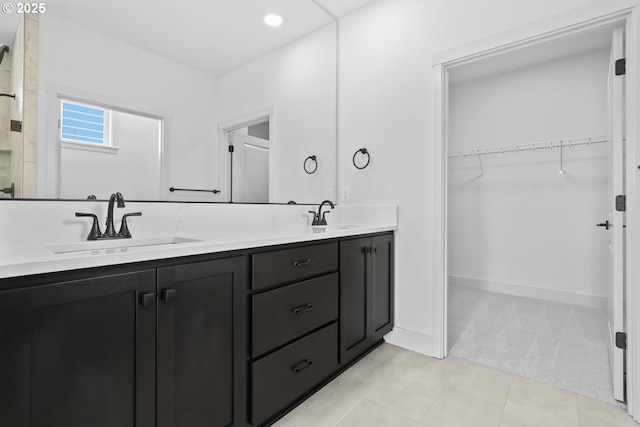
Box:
[250,243,340,426]
[0,270,157,427]
[0,232,394,427]
[156,256,247,427]
[0,256,247,427]
[340,233,394,365]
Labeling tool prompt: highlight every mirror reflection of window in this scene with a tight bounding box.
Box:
[230,120,270,203]
[58,99,163,200]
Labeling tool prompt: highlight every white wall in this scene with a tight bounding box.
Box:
[448,48,610,306]
[338,0,601,353]
[37,14,220,201]
[219,23,337,204]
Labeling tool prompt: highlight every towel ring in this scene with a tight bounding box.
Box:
[352,148,370,170]
[304,155,318,174]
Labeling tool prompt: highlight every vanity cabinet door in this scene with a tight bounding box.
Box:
[156,256,247,427]
[0,270,157,427]
[339,233,394,365]
[370,234,394,343]
[339,237,372,364]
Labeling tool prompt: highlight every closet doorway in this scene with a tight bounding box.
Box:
[432,7,637,408]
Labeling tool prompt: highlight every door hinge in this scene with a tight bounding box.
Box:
[228,145,234,153]
[615,58,626,76]
[10,120,22,132]
[616,332,627,350]
[616,195,627,212]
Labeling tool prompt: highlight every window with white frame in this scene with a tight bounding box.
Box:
[59,99,112,148]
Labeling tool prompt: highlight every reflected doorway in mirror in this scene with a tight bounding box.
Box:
[219,107,274,203]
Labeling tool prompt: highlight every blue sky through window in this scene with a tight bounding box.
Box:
[61,101,106,144]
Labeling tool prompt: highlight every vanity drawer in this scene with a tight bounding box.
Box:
[252,322,338,425]
[252,242,338,290]
[252,273,338,357]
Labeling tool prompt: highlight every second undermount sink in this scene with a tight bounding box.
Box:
[46,236,202,254]
[313,224,361,230]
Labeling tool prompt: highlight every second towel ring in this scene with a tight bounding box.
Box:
[352,148,370,170]
[304,155,318,174]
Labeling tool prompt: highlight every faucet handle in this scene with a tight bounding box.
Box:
[308,210,320,226]
[75,212,102,240]
[320,210,331,226]
[118,212,142,238]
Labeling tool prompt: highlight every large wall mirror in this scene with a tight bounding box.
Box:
[0,0,376,204]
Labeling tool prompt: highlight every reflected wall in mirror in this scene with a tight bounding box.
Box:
[0,0,342,203]
[0,14,38,199]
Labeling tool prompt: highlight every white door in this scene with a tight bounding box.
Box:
[606,26,625,403]
[230,130,270,203]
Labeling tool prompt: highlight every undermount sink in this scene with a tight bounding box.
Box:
[313,224,361,230]
[46,236,202,254]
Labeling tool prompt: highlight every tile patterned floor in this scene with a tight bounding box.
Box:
[271,344,637,427]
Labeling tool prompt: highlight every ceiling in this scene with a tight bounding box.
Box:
[0,0,378,77]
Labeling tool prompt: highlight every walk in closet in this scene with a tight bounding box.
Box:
[446,24,625,403]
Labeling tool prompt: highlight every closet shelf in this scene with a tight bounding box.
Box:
[448,135,609,159]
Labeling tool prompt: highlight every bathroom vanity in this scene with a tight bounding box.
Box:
[0,203,396,427]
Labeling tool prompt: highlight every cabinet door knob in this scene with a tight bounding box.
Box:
[140,292,155,308]
[292,303,314,315]
[291,359,314,374]
[161,289,176,303]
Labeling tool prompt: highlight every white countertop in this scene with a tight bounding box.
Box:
[1,223,396,279]
[0,201,398,280]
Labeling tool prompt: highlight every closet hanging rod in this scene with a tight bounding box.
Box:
[448,135,609,159]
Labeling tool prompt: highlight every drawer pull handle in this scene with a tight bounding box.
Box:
[292,259,314,267]
[292,359,314,374]
[292,303,314,315]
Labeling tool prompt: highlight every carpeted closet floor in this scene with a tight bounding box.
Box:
[448,284,615,404]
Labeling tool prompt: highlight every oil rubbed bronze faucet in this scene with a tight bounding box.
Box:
[76,192,142,240]
[309,200,335,226]
[103,192,125,238]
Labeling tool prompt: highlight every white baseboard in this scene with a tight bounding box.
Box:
[384,326,435,357]
[449,276,607,309]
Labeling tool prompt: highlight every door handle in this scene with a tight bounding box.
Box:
[596,220,612,230]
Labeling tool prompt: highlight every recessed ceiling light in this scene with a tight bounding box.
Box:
[264,13,283,27]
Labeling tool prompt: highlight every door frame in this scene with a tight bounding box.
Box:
[217,107,275,203]
[432,0,640,417]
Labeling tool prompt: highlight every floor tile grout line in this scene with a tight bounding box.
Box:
[442,359,516,409]
[415,373,453,424]
[326,349,413,427]
[494,375,515,427]
[332,348,422,426]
